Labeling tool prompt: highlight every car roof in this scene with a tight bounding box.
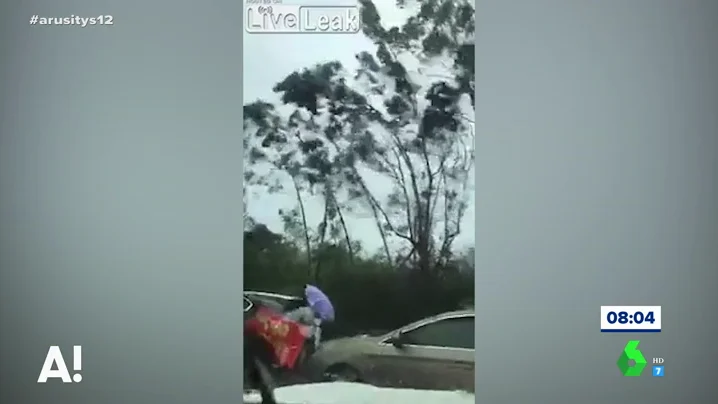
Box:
[375,309,474,339]
[411,309,474,325]
[244,290,302,301]
[244,290,303,313]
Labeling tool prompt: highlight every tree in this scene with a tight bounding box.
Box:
[243,101,315,273]
[244,0,475,273]
[244,98,357,279]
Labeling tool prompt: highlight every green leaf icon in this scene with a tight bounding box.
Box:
[617,340,647,376]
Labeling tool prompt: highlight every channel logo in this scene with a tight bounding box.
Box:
[37,346,83,383]
[617,340,665,377]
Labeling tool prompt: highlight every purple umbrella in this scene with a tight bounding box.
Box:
[305,284,335,322]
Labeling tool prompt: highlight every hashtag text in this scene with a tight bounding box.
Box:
[29,15,114,27]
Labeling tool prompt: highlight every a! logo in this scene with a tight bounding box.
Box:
[37,346,83,383]
[617,340,647,376]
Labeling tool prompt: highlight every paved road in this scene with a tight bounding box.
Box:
[243,383,474,404]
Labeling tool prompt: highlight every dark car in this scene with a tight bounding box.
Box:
[306,309,475,392]
[244,290,304,313]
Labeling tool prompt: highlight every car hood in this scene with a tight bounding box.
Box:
[316,334,382,356]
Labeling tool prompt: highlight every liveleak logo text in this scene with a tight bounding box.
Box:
[37,346,83,383]
[245,5,361,34]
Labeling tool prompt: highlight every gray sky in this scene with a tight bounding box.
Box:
[243,0,476,254]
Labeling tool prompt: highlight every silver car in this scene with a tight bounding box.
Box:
[306,309,475,392]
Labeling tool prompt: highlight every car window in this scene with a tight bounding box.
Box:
[257,298,285,312]
[402,316,474,349]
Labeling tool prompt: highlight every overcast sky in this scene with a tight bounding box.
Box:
[243,0,476,254]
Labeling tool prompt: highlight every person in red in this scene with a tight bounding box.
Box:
[245,308,277,403]
[244,294,311,404]
[246,302,309,371]
[244,286,335,403]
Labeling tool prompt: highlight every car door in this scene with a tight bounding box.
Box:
[372,314,475,390]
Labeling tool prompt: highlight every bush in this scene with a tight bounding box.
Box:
[244,224,474,339]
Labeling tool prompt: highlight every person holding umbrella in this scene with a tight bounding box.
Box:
[284,284,335,350]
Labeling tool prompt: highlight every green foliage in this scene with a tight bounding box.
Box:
[244,223,474,338]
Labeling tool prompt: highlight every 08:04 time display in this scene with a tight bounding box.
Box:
[606,310,655,325]
[600,305,662,332]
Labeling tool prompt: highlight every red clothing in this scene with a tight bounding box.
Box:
[245,306,308,369]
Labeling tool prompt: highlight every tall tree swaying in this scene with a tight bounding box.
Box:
[244,0,475,274]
